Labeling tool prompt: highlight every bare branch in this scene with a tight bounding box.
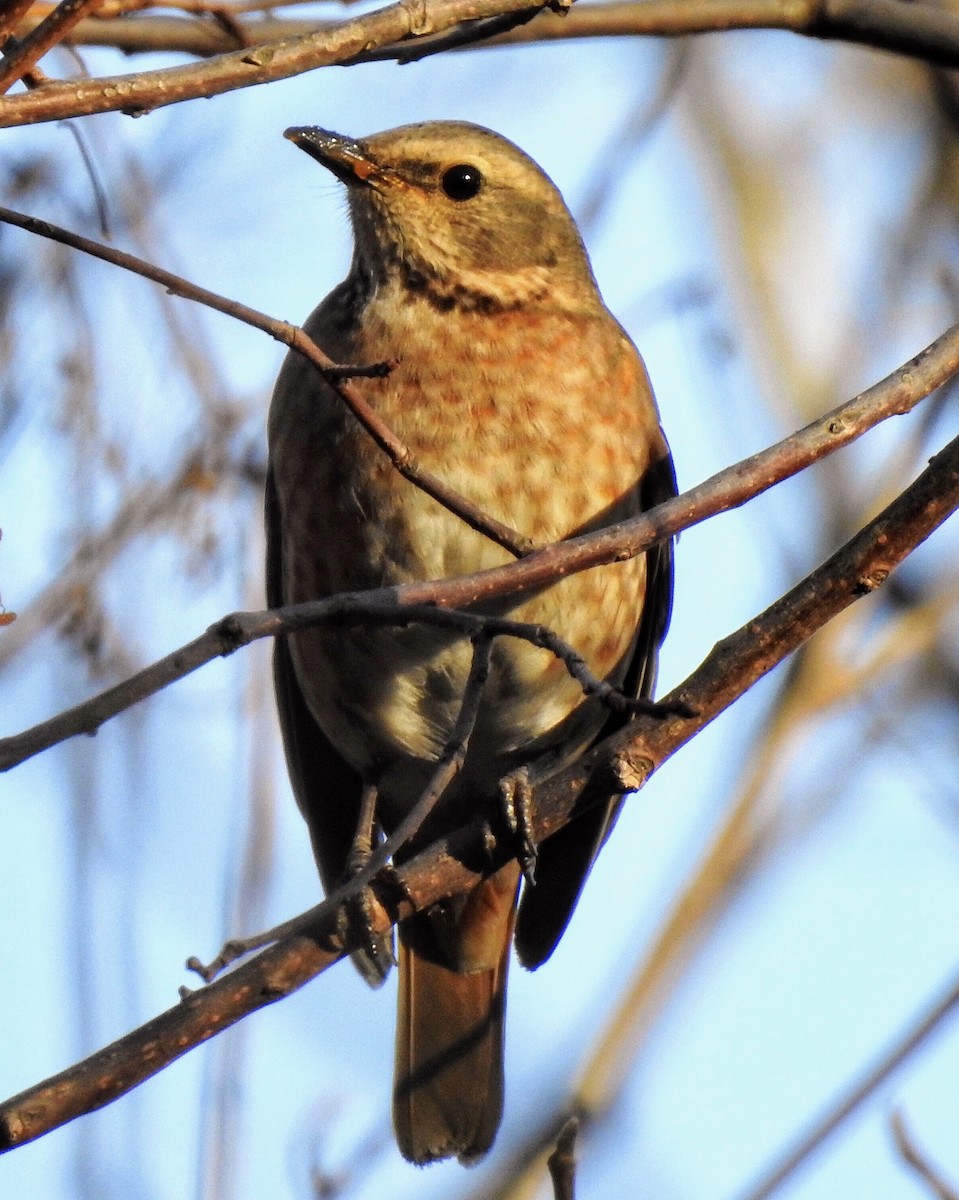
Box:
[0,0,106,93]
[0,0,39,45]
[3,313,958,771]
[0,203,532,557]
[0,605,680,772]
[3,427,959,1153]
[388,2,541,62]
[0,0,545,127]
[732,967,959,1200]
[189,634,495,980]
[890,1111,959,1200]
[3,0,959,124]
[368,0,959,64]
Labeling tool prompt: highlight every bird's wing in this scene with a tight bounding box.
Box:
[514,439,677,970]
[265,464,392,986]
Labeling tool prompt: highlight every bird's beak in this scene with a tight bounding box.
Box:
[284,126,381,186]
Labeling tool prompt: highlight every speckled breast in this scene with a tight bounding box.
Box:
[268,283,659,804]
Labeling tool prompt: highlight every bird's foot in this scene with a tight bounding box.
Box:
[500,767,538,885]
[336,783,398,986]
[336,876,397,987]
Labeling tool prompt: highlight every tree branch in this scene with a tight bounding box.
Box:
[3,426,959,1153]
[0,0,40,46]
[0,0,544,127]
[890,1111,959,1200]
[3,312,958,771]
[0,204,532,556]
[0,0,106,93]
[732,965,959,1200]
[4,0,959,126]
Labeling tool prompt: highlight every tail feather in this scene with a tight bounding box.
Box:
[393,863,519,1165]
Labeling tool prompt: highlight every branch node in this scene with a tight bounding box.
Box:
[853,566,889,595]
[240,45,274,66]
[213,613,248,652]
[607,750,654,793]
[185,954,214,982]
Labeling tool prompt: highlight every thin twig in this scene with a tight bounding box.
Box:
[0,203,532,556]
[6,0,959,125]
[3,427,959,1154]
[890,1110,959,1200]
[547,1118,579,1200]
[730,968,959,1200]
[3,315,958,770]
[367,633,494,863]
[0,0,546,126]
[393,3,541,62]
[0,605,681,772]
[0,0,105,93]
[189,635,494,980]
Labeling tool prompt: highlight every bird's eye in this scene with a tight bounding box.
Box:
[441,164,483,201]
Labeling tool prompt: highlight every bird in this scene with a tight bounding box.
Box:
[266,120,675,1166]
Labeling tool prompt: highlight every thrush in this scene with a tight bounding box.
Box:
[266,120,675,1165]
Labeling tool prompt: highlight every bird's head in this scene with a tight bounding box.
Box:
[284,121,598,309]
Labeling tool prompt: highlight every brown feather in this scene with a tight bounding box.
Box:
[394,863,520,1164]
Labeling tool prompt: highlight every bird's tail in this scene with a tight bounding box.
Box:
[393,860,520,1165]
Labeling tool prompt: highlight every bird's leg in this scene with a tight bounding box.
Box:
[338,783,397,985]
[346,782,380,876]
[499,744,573,885]
[334,636,496,972]
[500,768,537,884]
[362,632,494,873]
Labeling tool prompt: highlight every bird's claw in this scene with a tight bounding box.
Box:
[500,768,538,885]
[337,875,396,986]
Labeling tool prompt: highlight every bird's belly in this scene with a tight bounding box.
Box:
[287,546,645,805]
[271,294,654,809]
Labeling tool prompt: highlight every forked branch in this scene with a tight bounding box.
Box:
[3,427,959,1153]
[1,196,957,771]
